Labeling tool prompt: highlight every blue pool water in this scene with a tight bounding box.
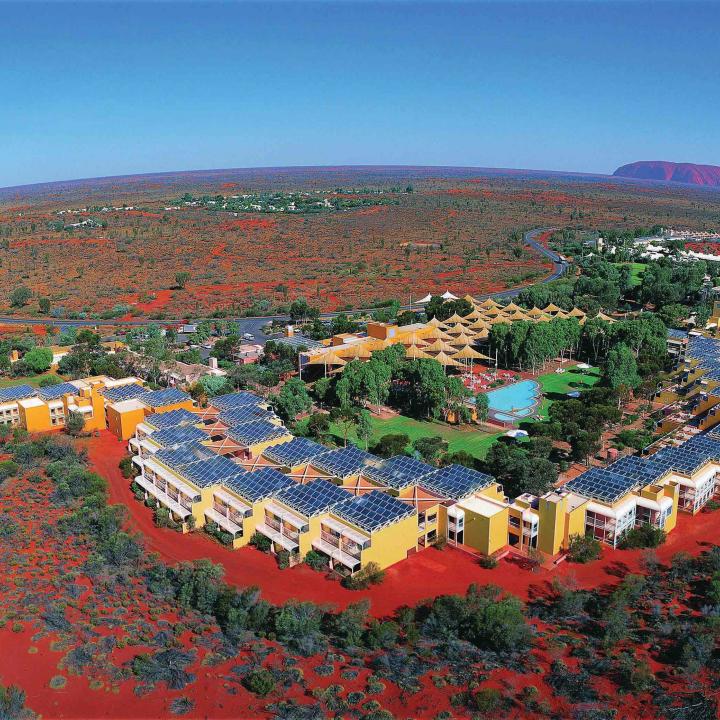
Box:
[485,380,541,424]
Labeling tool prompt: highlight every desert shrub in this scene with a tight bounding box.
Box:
[471,687,507,714]
[479,556,498,569]
[265,700,324,720]
[276,549,292,569]
[364,620,399,650]
[250,532,272,552]
[0,683,33,719]
[547,659,597,703]
[341,562,385,590]
[169,697,195,716]
[0,514,20,539]
[618,525,666,549]
[243,668,276,696]
[275,601,326,656]
[314,664,334,677]
[49,676,66,690]
[131,649,196,690]
[614,652,655,693]
[0,459,20,483]
[567,534,602,563]
[118,456,135,479]
[304,550,328,572]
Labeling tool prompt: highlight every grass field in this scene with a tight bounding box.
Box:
[331,414,503,459]
[615,262,647,288]
[533,365,602,419]
[0,373,62,389]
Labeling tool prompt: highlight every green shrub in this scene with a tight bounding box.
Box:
[567,534,602,564]
[118,456,135,479]
[618,525,666,549]
[479,556,498,569]
[0,460,20,483]
[242,668,276,696]
[304,550,328,572]
[250,532,272,552]
[276,550,292,569]
[341,562,385,590]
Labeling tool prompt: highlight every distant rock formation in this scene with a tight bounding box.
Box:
[614,161,720,187]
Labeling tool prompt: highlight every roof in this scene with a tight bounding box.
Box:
[311,445,380,479]
[226,421,290,447]
[564,467,640,504]
[458,494,507,518]
[142,387,190,408]
[262,437,329,467]
[147,424,208,449]
[144,408,199,430]
[275,478,350,517]
[102,383,148,403]
[180,454,246,488]
[362,455,436,490]
[37,382,78,400]
[224,467,295,503]
[422,464,495,501]
[111,398,147,413]
[0,384,37,403]
[335,490,415,532]
[218,405,276,426]
[211,391,265,411]
[154,442,217,471]
[607,454,669,486]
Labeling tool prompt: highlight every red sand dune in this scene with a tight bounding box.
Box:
[614,161,720,187]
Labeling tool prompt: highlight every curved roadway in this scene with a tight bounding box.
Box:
[0,227,566,339]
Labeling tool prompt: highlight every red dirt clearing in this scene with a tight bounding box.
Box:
[85,431,720,617]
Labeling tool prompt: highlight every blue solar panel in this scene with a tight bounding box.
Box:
[275,478,350,517]
[607,455,668,486]
[149,425,207,449]
[226,421,289,446]
[224,467,295,503]
[335,490,415,532]
[564,467,639,504]
[181,455,246,488]
[37,382,78,400]
[102,384,149,403]
[422,464,494,500]
[311,446,380,478]
[0,384,36,402]
[218,405,276,426]
[144,408,199,430]
[212,391,265,411]
[683,433,720,460]
[142,388,190,408]
[155,442,217,470]
[262,437,328,467]
[649,445,713,475]
[362,455,436,490]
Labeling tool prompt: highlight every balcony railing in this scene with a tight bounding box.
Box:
[265,515,281,532]
[321,531,340,548]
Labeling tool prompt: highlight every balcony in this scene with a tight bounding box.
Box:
[265,515,281,533]
[255,522,299,551]
[134,475,191,520]
[205,508,242,536]
[312,537,361,571]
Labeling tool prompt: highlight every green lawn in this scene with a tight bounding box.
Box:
[0,373,63,389]
[615,262,647,288]
[331,414,503,460]
[533,365,601,419]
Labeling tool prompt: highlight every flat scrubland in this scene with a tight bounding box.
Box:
[2,167,719,318]
[2,429,720,719]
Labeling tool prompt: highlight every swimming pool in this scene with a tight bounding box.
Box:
[485,379,542,424]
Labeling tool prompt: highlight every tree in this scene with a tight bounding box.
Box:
[38,297,51,314]
[356,409,373,450]
[65,410,85,436]
[9,286,32,308]
[412,435,448,465]
[604,343,641,390]
[22,347,53,374]
[305,412,330,440]
[242,668,276,696]
[175,271,190,289]
[567,534,602,563]
[475,393,489,423]
[313,376,332,408]
[273,378,312,424]
[289,297,319,322]
[329,404,359,447]
[371,433,410,458]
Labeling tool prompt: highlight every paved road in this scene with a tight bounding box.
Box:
[0,227,565,341]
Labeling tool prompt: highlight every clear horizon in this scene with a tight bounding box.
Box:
[3,0,719,187]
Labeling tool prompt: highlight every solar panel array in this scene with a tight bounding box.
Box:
[649,445,712,475]
[224,467,295,503]
[149,424,207,449]
[682,433,720,460]
[311,446,380,478]
[335,490,415,532]
[0,384,37,403]
[102,383,149,403]
[422,464,494,500]
[155,442,217,470]
[212,392,265,411]
[218,405,276,426]
[142,388,190,408]
[564,467,640,504]
[227,421,289,446]
[145,408,198,430]
[606,455,668,486]
[362,455,436,490]
[37,382,79,400]
[275,478,350,517]
[262,437,329,467]
[685,336,720,382]
[181,454,246,488]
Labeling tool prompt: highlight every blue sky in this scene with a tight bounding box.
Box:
[2,1,718,187]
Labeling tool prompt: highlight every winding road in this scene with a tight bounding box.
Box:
[0,227,566,340]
